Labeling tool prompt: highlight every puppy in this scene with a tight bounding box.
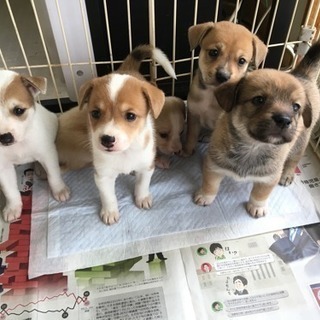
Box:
[154,96,186,168]
[194,41,320,218]
[57,45,176,224]
[0,70,70,222]
[56,106,92,172]
[183,21,268,156]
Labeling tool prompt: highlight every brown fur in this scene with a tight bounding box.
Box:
[194,42,320,218]
[183,21,268,156]
[154,96,186,168]
[55,106,91,172]
[2,75,47,121]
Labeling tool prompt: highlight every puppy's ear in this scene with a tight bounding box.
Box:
[252,35,268,67]
[188,22,214,50]
[302,101,312,128]
[142,82,165,119]
[21,75,47,97]
[78,81,93,109]
[215,81,240,112]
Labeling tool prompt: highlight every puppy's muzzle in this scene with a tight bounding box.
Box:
[272,114,292,129]
[216,69,231,84]
[100,135,115,149]
[0,132,14,146]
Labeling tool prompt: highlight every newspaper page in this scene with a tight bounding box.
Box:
[1,242,195,319]
[297,145,320,211]
[181,225,320,320]
[2,254,192,320]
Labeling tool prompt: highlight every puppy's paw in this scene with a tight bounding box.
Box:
[3,204,22,222]
[52,185,70,202]
[155,156,170,169]
[194,189,216,206]
[279,172,295,186]
[246,202,267,218]
[100,209,120,225]
[135,195,153,209]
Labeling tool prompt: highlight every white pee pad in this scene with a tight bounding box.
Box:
[29,144,319,278]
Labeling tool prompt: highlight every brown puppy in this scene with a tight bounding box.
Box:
[194,41,320,218]
[154,96,186,168]
[183,21,268,156]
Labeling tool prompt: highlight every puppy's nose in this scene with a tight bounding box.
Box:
[272,114,292,129]
[173,145,182,155]
[0,133,14,145]
[216,70,230,84]
[101,135,115,148]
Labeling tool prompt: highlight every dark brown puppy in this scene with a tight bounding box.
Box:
[194,41,320,218]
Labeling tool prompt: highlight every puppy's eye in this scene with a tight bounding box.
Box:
[238,57,247,65]
[13,106,25,116]
[292,103,300,112]
[126,112,136,121]
[252,96,266,106]
[159,133,168,139]
[208,49,219,58]
[91,109,101,119]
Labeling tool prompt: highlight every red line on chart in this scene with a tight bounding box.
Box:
[4,291,84,313]
[0,291,90,318]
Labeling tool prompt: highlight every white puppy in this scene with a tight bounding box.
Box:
[0,70,70,222]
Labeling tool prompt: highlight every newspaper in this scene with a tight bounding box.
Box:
[1,207,319,319]
[0,249,196,320]
[298,145,320,212]
[181,225,320,320]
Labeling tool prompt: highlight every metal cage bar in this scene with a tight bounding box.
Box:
[0,0,318,107]
[1,0,319,156]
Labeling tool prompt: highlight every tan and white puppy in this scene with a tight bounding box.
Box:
[57,45,176,224]
[183,21,268,156]
[194,41,320,218]
[154,96,186,168]
[0,70,70,222]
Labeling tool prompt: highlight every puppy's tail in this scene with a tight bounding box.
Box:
[118,44,176,79]
[292,41,320,82]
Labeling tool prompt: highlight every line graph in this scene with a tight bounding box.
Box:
[0,291,90,319]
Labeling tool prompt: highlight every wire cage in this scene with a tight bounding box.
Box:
[0,0,320,156]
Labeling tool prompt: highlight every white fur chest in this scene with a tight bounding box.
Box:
[93,131,155,176]
[0,141,37,165]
